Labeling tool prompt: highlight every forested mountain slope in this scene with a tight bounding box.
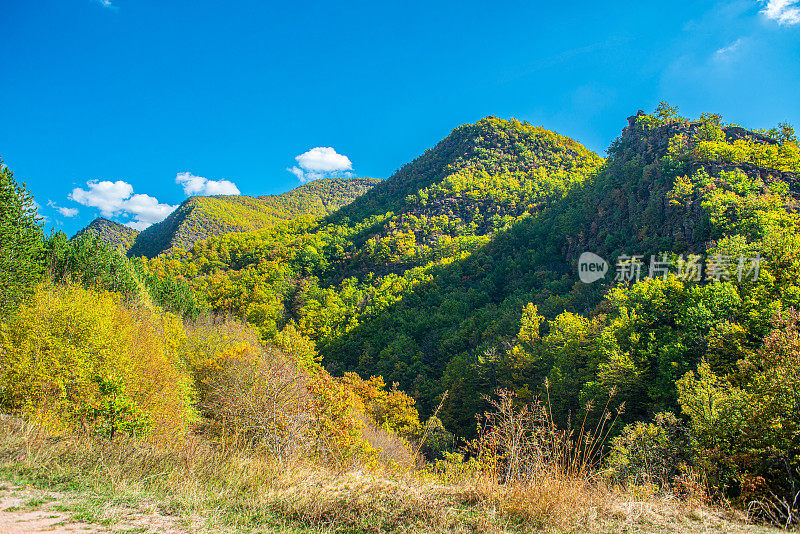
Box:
[72,217,139,252]
[75,177,380,258]
[145,108,800,467]
[145,116,606,416]
[129,177,380,257]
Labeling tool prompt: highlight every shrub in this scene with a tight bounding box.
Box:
[194,343,314,461]
[0,283,195,440]
[183,316,407,467]
[605,412,692,489]
[469,389,620,484]
[82,375,151,439]
[678,308,800,526]
[417,415,454,460]
[339,372,422,440]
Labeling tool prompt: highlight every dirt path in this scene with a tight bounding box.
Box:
[0,485,201,533]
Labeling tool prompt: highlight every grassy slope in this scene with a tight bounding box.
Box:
[0,421,776,534]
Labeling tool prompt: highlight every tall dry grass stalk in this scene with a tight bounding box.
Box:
[469,387,623,484]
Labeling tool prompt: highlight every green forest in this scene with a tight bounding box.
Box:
[2,105,799,531]
[76,177,380,257]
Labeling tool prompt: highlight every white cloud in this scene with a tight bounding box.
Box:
[175,172,240,196]
[47,200,78,218]
[69,180,133,217]
[714,38,745,61]
[120,194,177,230]
[59,207,79,217]
[761,0,800,25]
[287,166,307,181]
[69,180,177,230]
[288,147,353,183]
[296,147,352,172]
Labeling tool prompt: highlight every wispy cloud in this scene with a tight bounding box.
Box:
[59,206,79,217]
[47,200,78,218]
[714,38,746,61]
[69,180,177,230]
[175,172,240,196]
[287,147,353,183]
[95,0,117,9]
[761,0,800,25]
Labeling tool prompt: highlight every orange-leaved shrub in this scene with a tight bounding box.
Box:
[182,316,415,468]
[338,372,422,440]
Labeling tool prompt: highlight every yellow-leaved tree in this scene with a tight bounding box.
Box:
[0,283,195,440]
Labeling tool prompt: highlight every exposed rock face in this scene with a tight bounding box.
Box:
[620,114,781,165]
[561,112,800,261]
[724,126,778,145]
[619,114,797,193]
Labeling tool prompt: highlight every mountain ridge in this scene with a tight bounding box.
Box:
[74,177,381,257]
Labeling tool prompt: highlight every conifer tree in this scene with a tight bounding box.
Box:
[0,158,43,318]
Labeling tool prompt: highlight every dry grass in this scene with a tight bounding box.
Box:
[0,419,775,534]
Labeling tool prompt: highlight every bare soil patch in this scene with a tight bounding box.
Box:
[0,485,200,534]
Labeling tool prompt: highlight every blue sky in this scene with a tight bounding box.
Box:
[2,0,799,233]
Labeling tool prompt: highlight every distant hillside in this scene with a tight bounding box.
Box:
[75,177,380,258]
[72,217,139,252]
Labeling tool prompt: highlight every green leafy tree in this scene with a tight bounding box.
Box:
[696,112,725,142]
[84,375,151,440]
[655,102,681,123]
[678,309,800,524]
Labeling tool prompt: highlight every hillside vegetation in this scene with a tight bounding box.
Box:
[72,217,140,251]
[128,177,380,257]
[75,177,380,257]
[1,105,798,531]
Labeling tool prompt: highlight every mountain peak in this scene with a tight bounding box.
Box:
[333,117,603,223]
[121,177,379,257]
[72,217,139,252]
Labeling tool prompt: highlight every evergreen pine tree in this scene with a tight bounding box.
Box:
[0,158,43,318]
